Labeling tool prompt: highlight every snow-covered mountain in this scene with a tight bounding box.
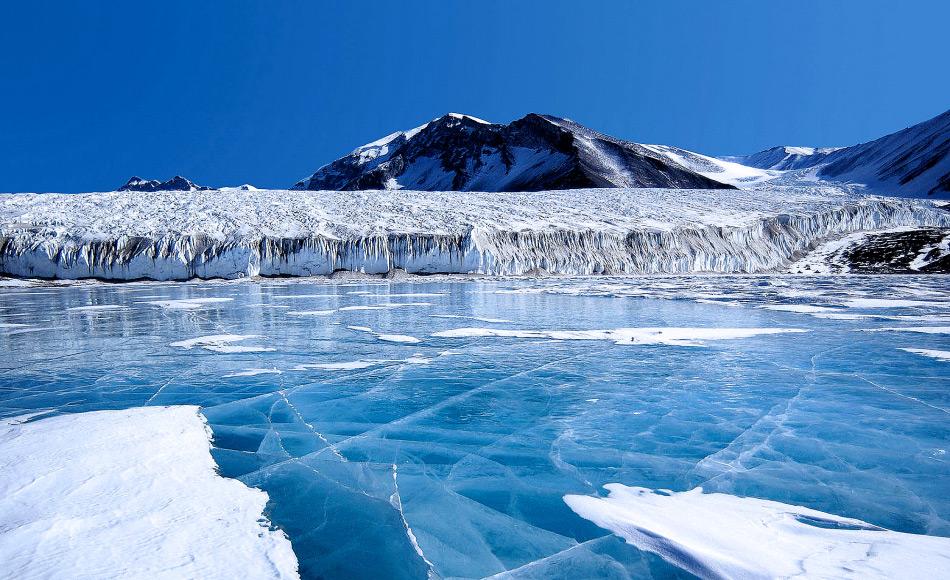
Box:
[293,113,736,192]
[118,176,212,192]
[725,109,950,197]
[722,146,842,171]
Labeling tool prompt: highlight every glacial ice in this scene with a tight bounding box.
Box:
[1,276,948,579]
[1,187,948,280]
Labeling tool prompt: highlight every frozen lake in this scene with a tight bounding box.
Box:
[1,276,948,579]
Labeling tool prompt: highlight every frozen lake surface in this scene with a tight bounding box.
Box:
[1,276,948,578]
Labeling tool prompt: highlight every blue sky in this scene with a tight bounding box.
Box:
[1,0,947,192]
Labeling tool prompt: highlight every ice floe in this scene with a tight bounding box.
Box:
[565,484,950,580]
[0,407,298,579]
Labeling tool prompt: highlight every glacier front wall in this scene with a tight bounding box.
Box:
[1,199,948,280]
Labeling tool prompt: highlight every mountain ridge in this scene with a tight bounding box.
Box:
[292,113,736,192]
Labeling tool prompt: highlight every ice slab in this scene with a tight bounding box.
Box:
[565,484,950,580]
[0,407,298,579]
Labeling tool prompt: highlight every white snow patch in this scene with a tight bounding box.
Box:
[760,304,839,314]
[293,360,380,371]
[170,334,275,353]
[866,326,950,335]
[844,298,950,309]
[144,297,234,310]
[430,314,512,323]
[432,327,807,347]
[901,348,950,362]
[286,309,336,316]
[0,407,299,579]
[339,302,431,311]
[565,484,950,580]
[66,304,128,312]
[377,333,421,344]
[224,367,283,378]
[347,325,421,344]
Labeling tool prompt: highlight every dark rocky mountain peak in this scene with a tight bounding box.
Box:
[292,113,735,192]
[118,175,212,192]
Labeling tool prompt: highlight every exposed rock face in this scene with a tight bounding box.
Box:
[293,113,735,192]
[843,228,950,273]
[118,176,212,192]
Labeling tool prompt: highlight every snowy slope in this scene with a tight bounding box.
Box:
[0,407,299,579]
[1,187,947,280]
[722,146,843,171]
[641,143,779,187]
[293,113,734,192]
[725,109,950,197]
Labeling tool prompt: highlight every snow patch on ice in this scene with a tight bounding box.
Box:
[347,324,421,344]
[432,327,807,346]
[430,314,512,323]
[170,334,275,353]
[66,304,128,312]
[760,304,839,314]
[286,309,336,316]
[565,484,950,580]
[0,407,299,579]
[145,297,234,310]
[224,367,283,378]
[845,298,950,309]
[293,360,380,371]
[901,348,950,362]
[866,326,950,335]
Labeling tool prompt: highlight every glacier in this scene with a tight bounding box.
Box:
[1,187,948,280]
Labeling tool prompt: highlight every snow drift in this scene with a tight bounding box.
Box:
[0,187,947,280]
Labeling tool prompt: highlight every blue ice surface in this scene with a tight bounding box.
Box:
[1,275,948,579]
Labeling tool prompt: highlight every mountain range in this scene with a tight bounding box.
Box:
[121,108,950,197]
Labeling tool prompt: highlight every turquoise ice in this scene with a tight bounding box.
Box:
[1,276,948,579]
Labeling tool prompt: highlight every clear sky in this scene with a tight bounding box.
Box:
[2,0,947,192]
